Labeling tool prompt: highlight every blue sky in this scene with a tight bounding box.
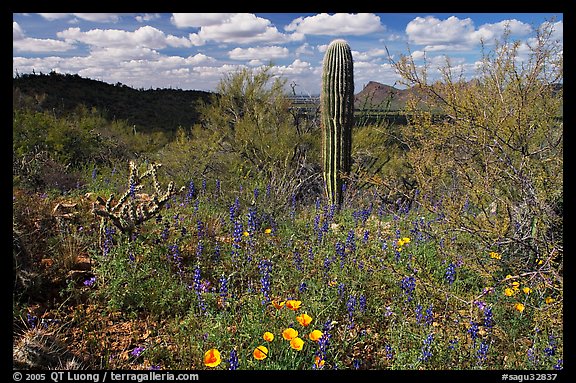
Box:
[13,13,563,95]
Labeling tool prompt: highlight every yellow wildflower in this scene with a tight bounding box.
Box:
[522,287,532,294]
[489,251,502,260]
[504,288,515,297]
[545,297,555,304]
[514,302,525,312]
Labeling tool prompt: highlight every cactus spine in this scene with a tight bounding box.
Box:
[321,39,354,207]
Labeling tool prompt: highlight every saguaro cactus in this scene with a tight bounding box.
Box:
[321,39,354,207]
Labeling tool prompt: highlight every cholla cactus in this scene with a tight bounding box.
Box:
[321,39,354,207]
[92,161,184,237]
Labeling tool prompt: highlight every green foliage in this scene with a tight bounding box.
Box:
[391,21,563,294]
[321,39,355,207]
[159,65,321,208]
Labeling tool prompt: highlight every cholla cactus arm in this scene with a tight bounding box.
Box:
[320,39,354,207]
[91,161,184,237]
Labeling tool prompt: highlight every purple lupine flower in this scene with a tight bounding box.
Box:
[363,230,369,243]
[266,183,271,199]
[229,197,239,225]
[476,341,489,364]
[336,242,346,269]
[103,226,116,256]
[219,275,228,299]
[83,276,96,287]
[213,243,221,262]
[192,265,206,313]
[228,349,239,370]
[384,306,393,317]
[314,213,321,242]
[358,294,367,313]
[346,230,356,253]
[258,259,273,304]
[197,220,205,239]
[26,313,38,328]
[400,275,416,302]
[385,344,394,360]
[293,249,303,273]
[483,306,494,331]
[554,359,563,370]
[544,335,556,357]
[415,304,423,324]
[425,305,434,326]
[445,262,456,285]
[419,333,434,362]
[299,282,307,293]
[130,347,145,357]
[346,294,357,328]
[468,320,479,345]
[247,207,258,234]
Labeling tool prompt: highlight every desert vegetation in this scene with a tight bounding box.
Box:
[13,24,562,372]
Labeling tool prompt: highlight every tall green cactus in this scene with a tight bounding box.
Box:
[321,39,354,207]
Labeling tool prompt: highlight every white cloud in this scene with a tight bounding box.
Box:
[285,13,385,36]
[57,26,191,50]
[37,13,122,23]
[188,13,304,45]
[13,22,24,40]
[295,43,314,57]
[171,13,236,28]
[13,21,75,53]
[228,46,289,61]
[406,16,533,51]
[135,14,161,23]
[353,48,389,61]
[472,19,532,43]
[406,16,475,46]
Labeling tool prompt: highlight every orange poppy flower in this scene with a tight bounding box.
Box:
[296,313,312,327]
[263,332,274,342]
[253,345,268,360]
[203,348,221,367]
[282,328,298,340]
[286,300,302,311]
[272,300,285,310]
[309,330,323,342]
[314,355,325,368]
[290,337,304,351]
